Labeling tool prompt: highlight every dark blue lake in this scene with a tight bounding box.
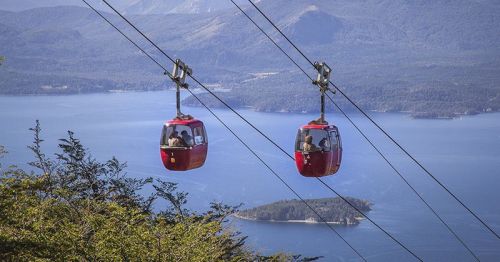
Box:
[1,91,499,261]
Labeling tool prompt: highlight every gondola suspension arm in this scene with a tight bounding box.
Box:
[312,62,332,124]
[166,59,192,119]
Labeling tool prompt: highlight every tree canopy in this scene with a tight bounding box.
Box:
[0,121,318,261]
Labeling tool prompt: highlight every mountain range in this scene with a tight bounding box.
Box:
[0,0,231,14]
[0,0,499,117]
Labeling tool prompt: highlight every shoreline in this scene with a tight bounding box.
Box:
[0,90,496,119]
[232,214,363,225]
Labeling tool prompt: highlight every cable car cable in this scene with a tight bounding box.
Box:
[241,0,500,241]
[228,0,479,260]
[94,0,421,256]
[82,0,480,258]
[185,89,367,261]
[193,83,424,259]
[243,0,315,67]
[89,1,459,259]
[100,0,176,65]
[327,89,500,241]
[228,0,312,81]
[192,77,424,259]
[81,0,168,72]
[83,1,366,259]
[97,0,297,161]
[324,93,480,261]
[332,81,499,240]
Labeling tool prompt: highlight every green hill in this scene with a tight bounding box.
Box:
[1,1,500,117]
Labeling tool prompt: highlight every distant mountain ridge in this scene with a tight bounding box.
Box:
[0,0,499,117]
[0,0,232,14]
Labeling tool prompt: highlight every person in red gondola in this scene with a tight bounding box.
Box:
[303,135,318,152]
[168,131,185,147]
[181,130,193,147]
[319,137,330,151]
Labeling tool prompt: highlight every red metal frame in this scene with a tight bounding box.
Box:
[294,123,342,177]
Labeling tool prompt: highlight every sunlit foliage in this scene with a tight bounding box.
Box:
[0,121,318,261]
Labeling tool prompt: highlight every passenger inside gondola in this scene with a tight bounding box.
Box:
[163,124,198,148]
[168,131,185,147]
[319,137,330,151]
[297,129,331,153]
[181,130,193,147]
[303,135,318,152]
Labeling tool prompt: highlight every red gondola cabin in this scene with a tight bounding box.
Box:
[295,122,342,177]
[160,117,208,171]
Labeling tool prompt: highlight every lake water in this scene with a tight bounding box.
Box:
[1,91,499,261]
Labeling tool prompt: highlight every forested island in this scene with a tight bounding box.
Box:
[235,197,372,225]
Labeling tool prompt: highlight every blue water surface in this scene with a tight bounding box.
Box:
[1,91,499,261]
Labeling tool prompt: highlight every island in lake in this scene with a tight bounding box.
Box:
[235,197,372,225]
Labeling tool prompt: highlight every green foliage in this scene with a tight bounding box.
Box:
[0,121,316,261]
[0,56,4,65]
[237,197,372,225]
